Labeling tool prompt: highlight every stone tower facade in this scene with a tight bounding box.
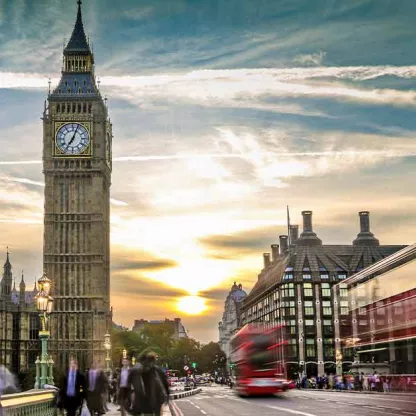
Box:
[42,1,112,371]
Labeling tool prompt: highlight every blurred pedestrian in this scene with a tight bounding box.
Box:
[59,359,85,416]
[128,352,169,416]
[117,358,131,416]
[86,361,107,416]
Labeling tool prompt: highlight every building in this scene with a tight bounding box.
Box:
[335,243,416,374]
[132,318,188,340]
[43,1,112,370]
[218,282,247,359]
[0,251,40,373]
[240,210,405,377]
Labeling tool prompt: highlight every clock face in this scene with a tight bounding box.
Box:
[56,123,90,155]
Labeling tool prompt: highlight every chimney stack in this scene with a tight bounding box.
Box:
[359,211,370,233]
[353,211,379,246]
[263,253,271,268]
[302,211,313,232]
[298,210,322,246]
[271,244,280,262]
[279,235,289,254]
[289,224,299,244]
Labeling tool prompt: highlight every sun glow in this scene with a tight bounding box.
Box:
[176,296,207,315]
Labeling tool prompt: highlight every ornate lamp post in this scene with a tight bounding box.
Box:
[34,273,54,389]
[104,333,112,373]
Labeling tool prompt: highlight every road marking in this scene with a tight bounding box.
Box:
[402,412,416,415]
[264,405,318,416]
[171,400,184,416]
[200,411,207,415]
[295,391,416,404]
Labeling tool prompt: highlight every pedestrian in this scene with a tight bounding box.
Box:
[128,351,169,416]
[118,358,131,416]
[363,374,369,391]
[86,361,107,416]
[58,358,85,416]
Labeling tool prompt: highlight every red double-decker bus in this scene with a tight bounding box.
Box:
[229,323,290,396]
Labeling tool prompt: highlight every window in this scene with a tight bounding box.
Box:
[324,338,334,358]
[336,267,347,280]
[304,300,314,315]
[273,291,279,302]
[323,319,332,326]
[322,301,332,316]
[321,283,331,297]
[359,307,367,316]
[303,283,313,297]
[281,300,296,316]
[284,266,294,280]
[306,339,315,357]
[303,267,312,280]
[305,319,314,326]
[340,300,349,315]
[320,273,329,280]
[287,319,297,335]
[339,284,348,298]
[281,283,295,298]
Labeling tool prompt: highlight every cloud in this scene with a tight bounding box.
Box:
[2,65,416,110]
[112,258,178,272]
[294,51,326,66]
[199,226,281,254]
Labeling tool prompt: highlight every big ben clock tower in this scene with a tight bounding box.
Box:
[43,0,112,370]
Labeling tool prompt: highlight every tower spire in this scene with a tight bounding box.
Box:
[64,0,91,54]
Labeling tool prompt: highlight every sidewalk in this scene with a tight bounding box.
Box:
[105,403,172,415]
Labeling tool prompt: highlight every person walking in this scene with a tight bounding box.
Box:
[58,359,85,416]
[86,361,107,416]
[118,358,131,416]
[128,352,169,416]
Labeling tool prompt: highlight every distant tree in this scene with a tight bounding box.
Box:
[197,342,226,373]
[111,327,147,367]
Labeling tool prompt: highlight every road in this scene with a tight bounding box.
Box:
[170,385,416,416]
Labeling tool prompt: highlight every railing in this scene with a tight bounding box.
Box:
[1,390,56,416]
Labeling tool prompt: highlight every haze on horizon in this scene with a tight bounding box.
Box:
[0,0,415,342]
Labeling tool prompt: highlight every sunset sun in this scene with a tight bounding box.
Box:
[177,295,207,315]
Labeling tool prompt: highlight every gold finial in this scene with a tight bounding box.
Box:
[48,78,51,96]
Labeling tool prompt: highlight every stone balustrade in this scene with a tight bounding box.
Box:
[1,389,56,416]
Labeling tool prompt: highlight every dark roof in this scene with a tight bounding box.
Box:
[244,244,405,305]
[64,1,91,55]
[50,72,99,98]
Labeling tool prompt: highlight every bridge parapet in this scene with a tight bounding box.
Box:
[1,389,56,416]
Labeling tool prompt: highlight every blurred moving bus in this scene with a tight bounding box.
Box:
[229,323,290,396]
[335,244,416,376]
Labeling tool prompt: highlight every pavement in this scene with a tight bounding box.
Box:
[169,385,416,416]
[105,402,172,415]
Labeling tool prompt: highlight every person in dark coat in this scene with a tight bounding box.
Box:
[128,352,169,416]
[118,358,131,415]
[86,361,107,416]
[59,359,85,416]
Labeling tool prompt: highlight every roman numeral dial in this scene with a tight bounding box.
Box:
[56,122,90,155]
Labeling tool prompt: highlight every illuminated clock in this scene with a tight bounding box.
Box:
[56,123,90,155]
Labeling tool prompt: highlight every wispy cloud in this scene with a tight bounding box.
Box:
[294,51,326,66]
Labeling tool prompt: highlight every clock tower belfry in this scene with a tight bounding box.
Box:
[43,0,112,370]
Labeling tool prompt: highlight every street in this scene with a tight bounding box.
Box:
[170,385,416,416]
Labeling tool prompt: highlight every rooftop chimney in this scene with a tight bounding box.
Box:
[279,235,289,254]
[298,211,322,246]
[289,224,299,244]
[353,211,379,246]
[263,253,271,268]
[271,244,280,262]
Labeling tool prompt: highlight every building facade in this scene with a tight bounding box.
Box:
[43,1,112,370]
[240,211,405,377]
[132,318,188,340]
[336,243,416,374]
[0,252,40,374]
[218,282,247,359]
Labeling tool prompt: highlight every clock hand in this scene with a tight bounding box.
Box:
[67,125,80,147]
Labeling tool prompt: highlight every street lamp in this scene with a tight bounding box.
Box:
[34,273,54,389]
[104,333,111,373]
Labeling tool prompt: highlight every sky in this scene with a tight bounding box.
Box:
[0,0,415,342]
